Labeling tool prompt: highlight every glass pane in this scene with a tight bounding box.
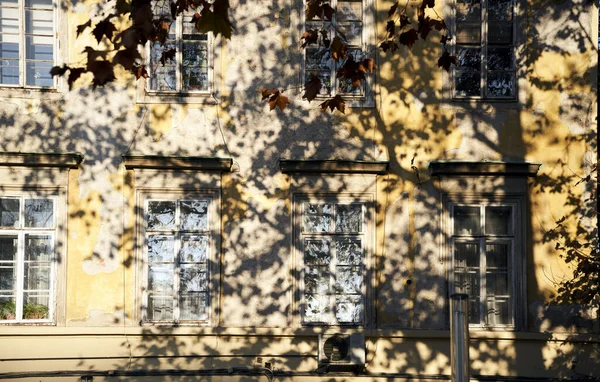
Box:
[488,0,513,21]
[335,204,362,233]
[468,298,480,324]
[23,262,50,290]
[0,264,15,290]
[180,200,208,230]
[147,293,173,321]
[23,293,49,319]
[486,243,509,268]
[149,40,177,91]
[488,47,512,70]
[0,0,18,6]
[179,293,207,320]
[486,298,510,325]
[304,239,331,265]
[454,270,479,295]
[26,60,53,86]
[338,51,364,95]
[455,71,480,97]
[486,271,509,295]
[335,266,361,294]
[456,0,480,22]
[456,24,480,44]
[25,235,53,261]
[337,24,362,46]
[180,264,207,292]
[0,58,18,84]
[24,199,53,228]
[148,264,174,291]
[182,67,208,91]
[0,7,19,33]
[306,47,331,71]
[25,0,53,8]
[488,71,514,97]
[304,294,329,322]
[25,9,53,34]
[454,206,480,235]
[303,204,332,232]
[337,1,362,22]
[335,295,362,323]
[147,201,176,230]
[457,47,481,70]
[0,297,16,320]
[179,236,208,263]
[305,71,331,96]
[0,35,18,58]
[0,236,17,262]
[454,242,480,268]
[182,41,208,67]
[304,266,329,293]
[336,238,362,265]
[0,198,19,227]
[26,35,52,60]
[182,41,209,91]
[488,23,512,44]
[147,235,175,263]
[485,206,512,235]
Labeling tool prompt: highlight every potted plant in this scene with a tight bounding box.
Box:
[0,300,16,320]
[23,303,49,319]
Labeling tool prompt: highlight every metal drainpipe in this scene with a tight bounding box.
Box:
[450,293,470,382]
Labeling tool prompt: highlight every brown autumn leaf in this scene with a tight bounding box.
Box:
[258,88,277,100]
[67,67,87,90]
[336,55,373,88]
[386,20,395,36]
[133,65,149,79]
[399,29,419,48]
[92,17,117,43]
[320,29,330,48]
[76,20,92,38]
[418,17,432,40]
[303,73,322,102]
[115,0,130,14]
[320,94,345,114]
[422,0,435,8]
[330,36,347,61]
[387,3,398,17]
[160,48,176,65]
[379,40,399,53]
[88,60,116,88]
[301,29,318,48]
[430,19,447,31]
[440,34,451,44]
[192,0,234,39]
[306,0,334,21]
[399,14,410,28]
[259,89,289,111]
[358,58,375,73]
[437,50,457,72]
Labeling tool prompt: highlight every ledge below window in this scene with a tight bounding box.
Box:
[0,152,83,168]
[123,155,233,172]
[279,159,389,174]
[429,161,540,177]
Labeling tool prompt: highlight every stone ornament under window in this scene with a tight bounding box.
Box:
[453,0,516,99]
[0,0,55,87]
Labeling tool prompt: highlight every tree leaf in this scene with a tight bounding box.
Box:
[320,29,330,48]
[92,17,117,43]
[303,73,321,102]
[423,0,435,8]
[437,50,457,72]
[379,40,399,53]
[319,94,345,114]
[115,0,130,15]
[259,89,288,111]
[386,20,395,36]
[330,36,347,61]
[418,17,432,40]
[399,14,410,28]
[160,48,176,66]
[387,3,398,17]
[258,88,277,100]
[399,29,419,48]
[430,19,447,31]
[301,29,318,48]
[440,34,451,44]
[133,65,149,79]
[193,0,234,39]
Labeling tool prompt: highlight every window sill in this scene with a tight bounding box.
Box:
[0,86,61,100]
[137,92,219,105]
[441,98,523,111]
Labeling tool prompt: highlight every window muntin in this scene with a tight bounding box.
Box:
[0,0,54,87]
[0,196,55,323]
[450,203,516,328]
[453,0,515,99]
[301,201,365,325]
[147,0,210,93]
[143,198,212,323]
[304,0,367,98]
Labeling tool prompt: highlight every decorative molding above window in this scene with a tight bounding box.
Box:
[123,155,233,172]
[0,152,83,169]
[279,159,388,174]
[429,161,540,177]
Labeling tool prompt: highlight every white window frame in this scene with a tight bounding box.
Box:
[300,0,375,107]
[0,0,57,89]
[138,190,219,326]
[0,191,61,324]
[444,195,524,330]
[294,194,374,327]
[450,0,517,100]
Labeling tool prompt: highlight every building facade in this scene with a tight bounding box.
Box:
[0,0,598,380]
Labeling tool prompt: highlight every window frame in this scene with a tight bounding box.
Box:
[299,0,375,107]
[294,193,374,327]
[450,0,518,100]
[137,189,220,326]
[0,0,57,89]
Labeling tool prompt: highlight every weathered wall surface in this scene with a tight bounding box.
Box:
[0,0,597,379]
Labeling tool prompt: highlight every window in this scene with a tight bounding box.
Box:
[449,201,519,328]
[147,0,210,93]
[0,196,56,322]
[298,199,367,325]
[453,0,515,99]
[303,0,373,102]
[142,195,215,324]
[0,0,54,87]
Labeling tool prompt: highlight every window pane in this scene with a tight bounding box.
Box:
[335,204,362,233]
[0,199,19,228]
[25,9,53,34]
[457,47,481,70]
[455,71,480,97]
[179,293,207,320]
[23,292,49,319]
[488,0,513,21]
[336,238,362,265]
[147,293,173,321]
[26,60,53,86]
[148,264,174,291]
[486,298,510,325]
[25,0,53,8]
[25,35,53,60]
[335,266,361,294]
[454,206,480,235]
[337,1,362,22]
[0,7,19,33]
[303,204,332,232]
[0,264,15,290]
[487,71,514,97]
[454,242,480,268]
[0,236,17,262]
[337,24,362,46]
[0,297,16,320]
[0,57,18,84]
[305,71,331,96]
[456,0,480,22]
[180,200,208,231]
[23,262,50,290]
[488,23,512,44]
[180,264,207,292]
[338,51,364,95]
[149,40,177,91]
[456,24,480,44]
[304,266,329,293]
[304,294,329,322]
[147,235,175,263]
[488,47,512,70]
[25,235,53,261]
[336,295,363,323]
[304,239,331,265]
[147,201,176,230]
[306,47,331,71]
[486,271,509,296]
[182,67,208,92]
[485,206,512,235]
[179,236,208,263]
[24,199,53,228]
[182,41,209,91]
[486,243,509,268]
